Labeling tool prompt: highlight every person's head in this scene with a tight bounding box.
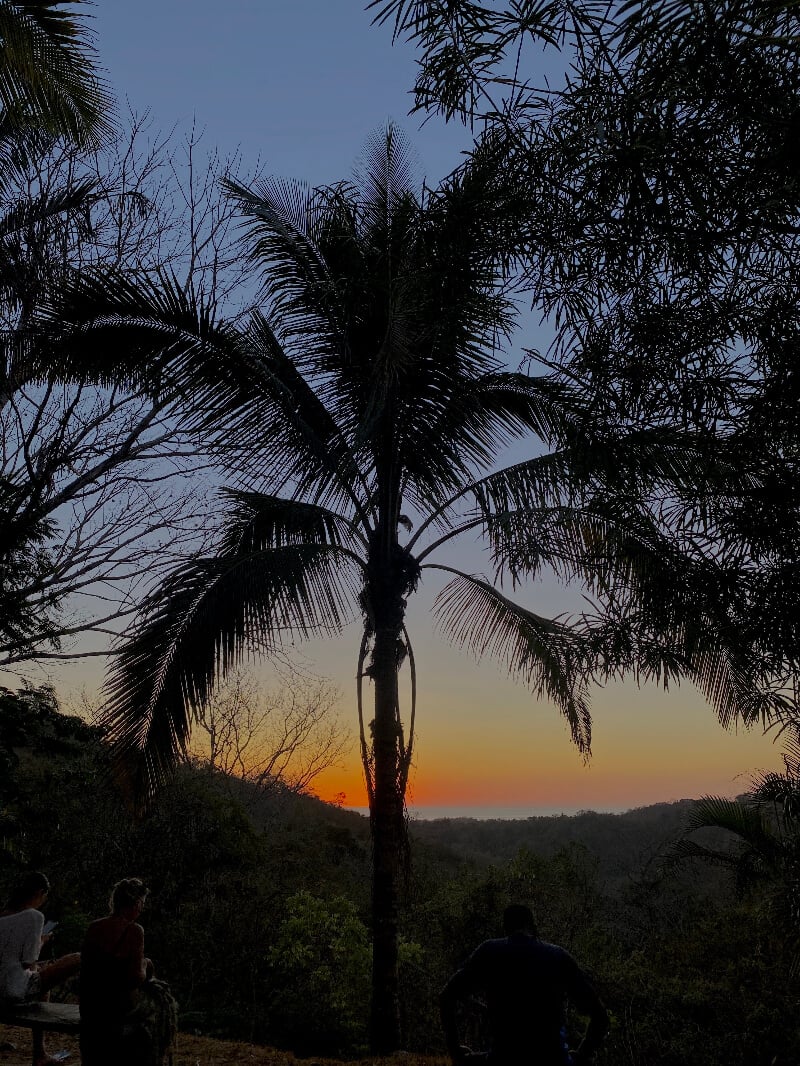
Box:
[109,877,148,917]
[503,903,537,937]
[5,870,50,911]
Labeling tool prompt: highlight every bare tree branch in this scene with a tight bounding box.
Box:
[190,666,350,797]
[0,114,264,670]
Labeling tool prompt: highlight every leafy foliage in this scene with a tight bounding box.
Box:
[267,892,372,1055]
[0,1,114,143]
[673,722,800,960]
[371,0,800,697]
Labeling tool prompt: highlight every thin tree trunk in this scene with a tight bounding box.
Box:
[369,620,404,1052]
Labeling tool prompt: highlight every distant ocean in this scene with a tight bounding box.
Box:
[346,804,628,820]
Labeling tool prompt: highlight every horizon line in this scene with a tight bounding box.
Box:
[341,800,701,821]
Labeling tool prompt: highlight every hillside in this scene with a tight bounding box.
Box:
[409,800,705,884]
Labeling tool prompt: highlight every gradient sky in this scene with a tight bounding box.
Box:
[50,1,786,812]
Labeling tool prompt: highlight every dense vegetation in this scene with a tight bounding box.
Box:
[3,2,800,1060]
[2,686,799,1065]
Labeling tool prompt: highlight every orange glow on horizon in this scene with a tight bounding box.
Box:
[310,677,785,812]
[312,764,369,808]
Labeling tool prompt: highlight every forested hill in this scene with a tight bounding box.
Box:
[290,793,709,894]
[409,801,707,884]
[6,686,797,1064]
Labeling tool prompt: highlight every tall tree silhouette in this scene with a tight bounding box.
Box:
[371,0,800,682]
[54,128,785,1051]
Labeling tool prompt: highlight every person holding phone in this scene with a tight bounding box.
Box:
[0,871,80,1066]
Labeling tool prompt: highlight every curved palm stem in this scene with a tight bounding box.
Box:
[398,623,416,793]
[407,450,569,553]
[414,515,486,563]
[357,626,375,806]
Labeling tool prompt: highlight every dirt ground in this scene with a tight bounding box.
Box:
[0,1027,285,1065]
[0,1025,443,1066]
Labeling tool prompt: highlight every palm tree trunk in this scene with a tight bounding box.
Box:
[369,620,404,1052]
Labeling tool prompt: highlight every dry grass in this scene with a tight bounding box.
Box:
[0,1024,447,1066]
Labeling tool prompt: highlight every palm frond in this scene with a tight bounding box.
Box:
[753,771,800,816]
[668,838,746,872]
[235,313,373,519]
[766,717,800,774]
[352,122,420,235]
[0,175,97,316]
[683,795,773,844]
[0,1,115,143]
[45,270,374,521]
[223,174,343,349]
[0,173,95,238]
[673,794,786,883]
[401,373,574,508]
[412,449,573,550]
[217,488,367,555]
[103,518,363,800]
[428,564,592,751]
[42,266,229,389]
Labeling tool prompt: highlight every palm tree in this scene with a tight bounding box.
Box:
[0,1,113,143]
[51,127,786,1051]
[673,722,800,959]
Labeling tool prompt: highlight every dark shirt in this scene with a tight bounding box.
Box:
[441,933,604,1066]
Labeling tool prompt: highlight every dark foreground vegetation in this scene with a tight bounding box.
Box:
[2,685,799,1066]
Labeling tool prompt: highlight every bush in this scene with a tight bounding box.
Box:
[266,891,371,1055]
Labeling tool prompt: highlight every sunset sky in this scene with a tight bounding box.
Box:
[46,1,786,814]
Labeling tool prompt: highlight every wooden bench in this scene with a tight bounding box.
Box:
[0,1002,80,1062]
[1,999,174,1065]
[0,1000,80,1032]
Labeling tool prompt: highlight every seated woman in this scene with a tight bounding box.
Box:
[0,870,81,1066]
[80,877,173,1066]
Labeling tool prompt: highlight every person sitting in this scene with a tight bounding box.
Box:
[0,870,81,1066]
[80,877,175,1066]
[440,903,609,1066]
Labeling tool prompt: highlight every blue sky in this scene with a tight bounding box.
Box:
[96,3,470,190]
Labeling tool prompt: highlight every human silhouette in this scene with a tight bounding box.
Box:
[0,870,80,1066]
[80,878,175,1066]
[440,903,609,1066]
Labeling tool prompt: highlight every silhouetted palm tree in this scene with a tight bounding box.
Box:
[51,127,786,1051]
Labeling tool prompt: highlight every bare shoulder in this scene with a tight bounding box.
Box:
[82,917,109,945]
[84,918,145,958]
